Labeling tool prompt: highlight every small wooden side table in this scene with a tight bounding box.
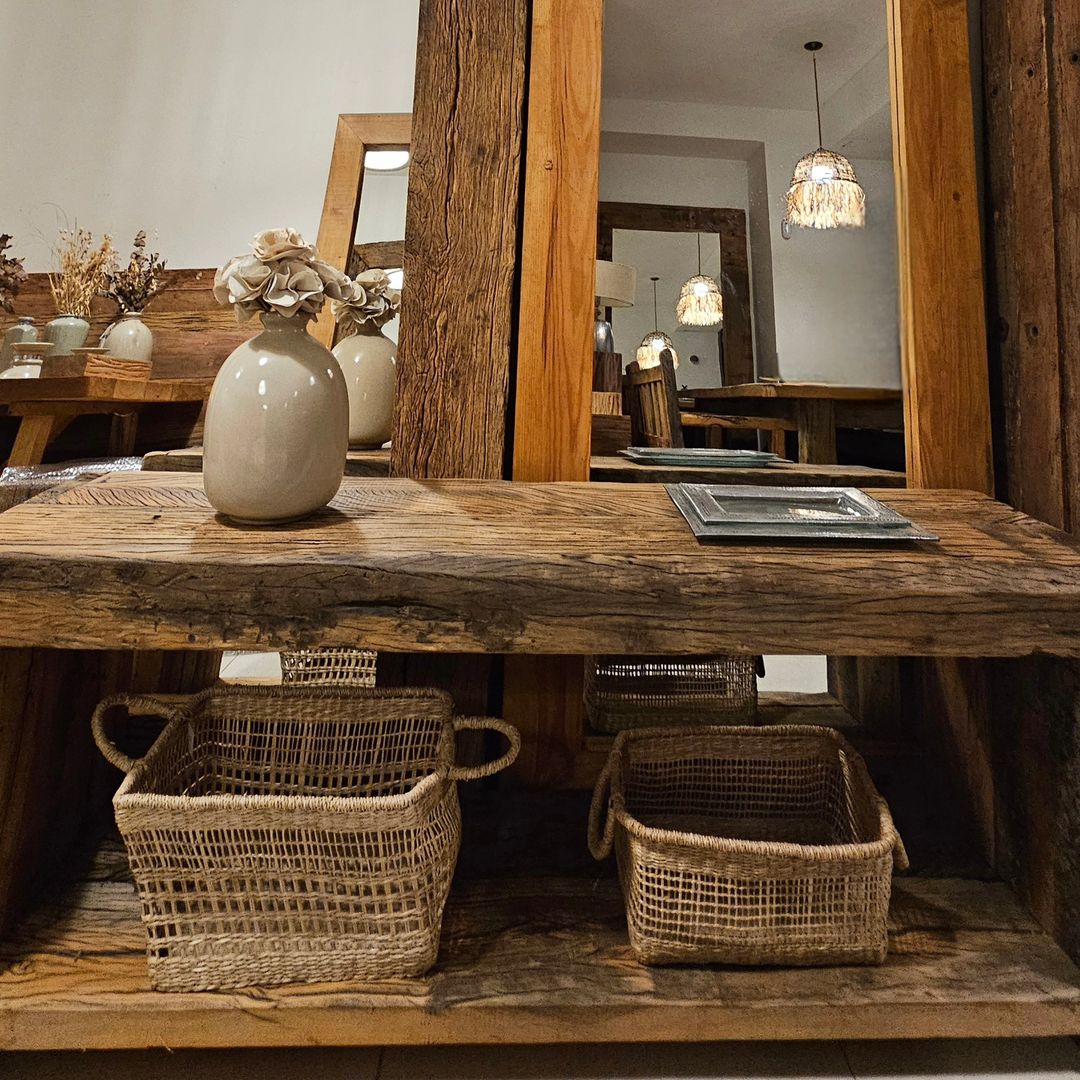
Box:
[0,376,214,467]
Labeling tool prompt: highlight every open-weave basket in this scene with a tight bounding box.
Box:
[589,724,907,967]
[92,685,519,992]
[280,647,378,686]
[584,655,758,733]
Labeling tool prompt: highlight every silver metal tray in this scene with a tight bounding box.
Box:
[621,448,784,468]
[666,484,940,543]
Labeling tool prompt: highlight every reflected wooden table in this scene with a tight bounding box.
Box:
[1,376,214,467]
[143,447,905,488]
[684,383,903,465]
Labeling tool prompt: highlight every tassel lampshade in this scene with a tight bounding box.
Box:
[637,276,679,368]
[676,234,724,328]
[785,42,866,231]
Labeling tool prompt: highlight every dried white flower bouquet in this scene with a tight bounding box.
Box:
[213,228,349,323]
[331,269,402,335]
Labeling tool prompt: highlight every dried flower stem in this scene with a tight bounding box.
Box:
[48,227,115,317]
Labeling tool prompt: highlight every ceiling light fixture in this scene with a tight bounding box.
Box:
[785,42,866,231]
[676,233,724,328]
[637,276,679,369]
[364,150,411,172]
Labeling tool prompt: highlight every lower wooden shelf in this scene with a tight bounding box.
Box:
[1,862,1078,1049]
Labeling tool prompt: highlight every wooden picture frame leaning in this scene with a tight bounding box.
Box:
[312,113,411,349]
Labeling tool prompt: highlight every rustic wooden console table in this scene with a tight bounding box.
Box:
[0,471,1079,1049]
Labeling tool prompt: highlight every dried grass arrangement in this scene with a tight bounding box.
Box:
[785,149,866,230]
[48,227,115,317]
[104,231,167,313]
[0,235,28,314]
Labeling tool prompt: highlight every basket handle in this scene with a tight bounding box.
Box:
[588,761,616,860]
[880,799,910,871]
[91,693,185,773]
[447,717,521,781]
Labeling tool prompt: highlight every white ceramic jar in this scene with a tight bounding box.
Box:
[101,311,153,362]
[332,325,397,448]
[203,312,349,524]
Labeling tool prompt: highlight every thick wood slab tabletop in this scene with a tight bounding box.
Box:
[142,447,905,488]
[3,472,1080,656]
[0,375,213,405]
[589,455,906,487]
[687,383,902,401]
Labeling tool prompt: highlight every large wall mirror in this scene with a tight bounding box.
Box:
[599,2,901,397]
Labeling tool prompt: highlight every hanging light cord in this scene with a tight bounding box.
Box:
[812,51,823,147]
[696,233,702,276]
[652,277,659,332]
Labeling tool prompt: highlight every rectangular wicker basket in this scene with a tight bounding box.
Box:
[92,686,519,992]
[584,654,758,733]
[589,724,907,967]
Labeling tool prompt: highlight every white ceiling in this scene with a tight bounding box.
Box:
[602,0,889,111]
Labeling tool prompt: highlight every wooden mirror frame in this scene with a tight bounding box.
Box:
[597,201,755,386]
[312,113,412,348]
[512,0,992,494]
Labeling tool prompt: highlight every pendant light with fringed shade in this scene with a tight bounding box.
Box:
[676,233,724,328]
[637,276,679,368]
[785,42,866,230]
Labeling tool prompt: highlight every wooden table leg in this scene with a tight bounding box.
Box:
[7,415,58,467]
[109,412,139,457]
[795,399,838,464]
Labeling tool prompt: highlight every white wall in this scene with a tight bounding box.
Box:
[0,0,420,272]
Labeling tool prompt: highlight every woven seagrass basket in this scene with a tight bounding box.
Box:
[584,654,758,733]
[589,724,907,967]
[280,647,378,686]
[92,686,519,992]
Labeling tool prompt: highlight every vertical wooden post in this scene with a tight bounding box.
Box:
[505,0,604,786]
[392,0,527,480]
[890,0,993,491]
[981,0,1080,961]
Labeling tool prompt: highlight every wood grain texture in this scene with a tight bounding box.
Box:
[0,864,1077,1049]
[4,270,246,382]
[0,376,211,406]
[391,0,526,480]
[625,354,684,448]
[597,202,754,386]
[589,456,906,487]
[981,0,1080,964]
[311,114,412,349]
[2,473,1080,657]
[142,446,392,476]
[889,0,993,492]
[350,240,406,276]
[689,383,902,402]
[512,0,602,483]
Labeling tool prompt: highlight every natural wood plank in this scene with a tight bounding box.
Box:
[0,868,1076,1049]
[689,383,902,402]
[889,0,993,491]
[2,473,1080,657]
[350,240,406,275]
[391,0,526,480]
[796,399,838,464]
[141,446,391,476]
[312,114,412,349]
[0,376,211,406]
[589,456,906,487]
[513,0,602,483]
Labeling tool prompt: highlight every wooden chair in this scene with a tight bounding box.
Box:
[624,352,795,453]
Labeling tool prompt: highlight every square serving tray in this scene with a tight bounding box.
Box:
[666,484,940,543]
[620,448,783,468]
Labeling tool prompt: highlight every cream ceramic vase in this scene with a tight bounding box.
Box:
[203,312,349,524]
[101,311,153,361]
[44,313,90,357]
[332,324,397,448]
[1,316,37,371]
